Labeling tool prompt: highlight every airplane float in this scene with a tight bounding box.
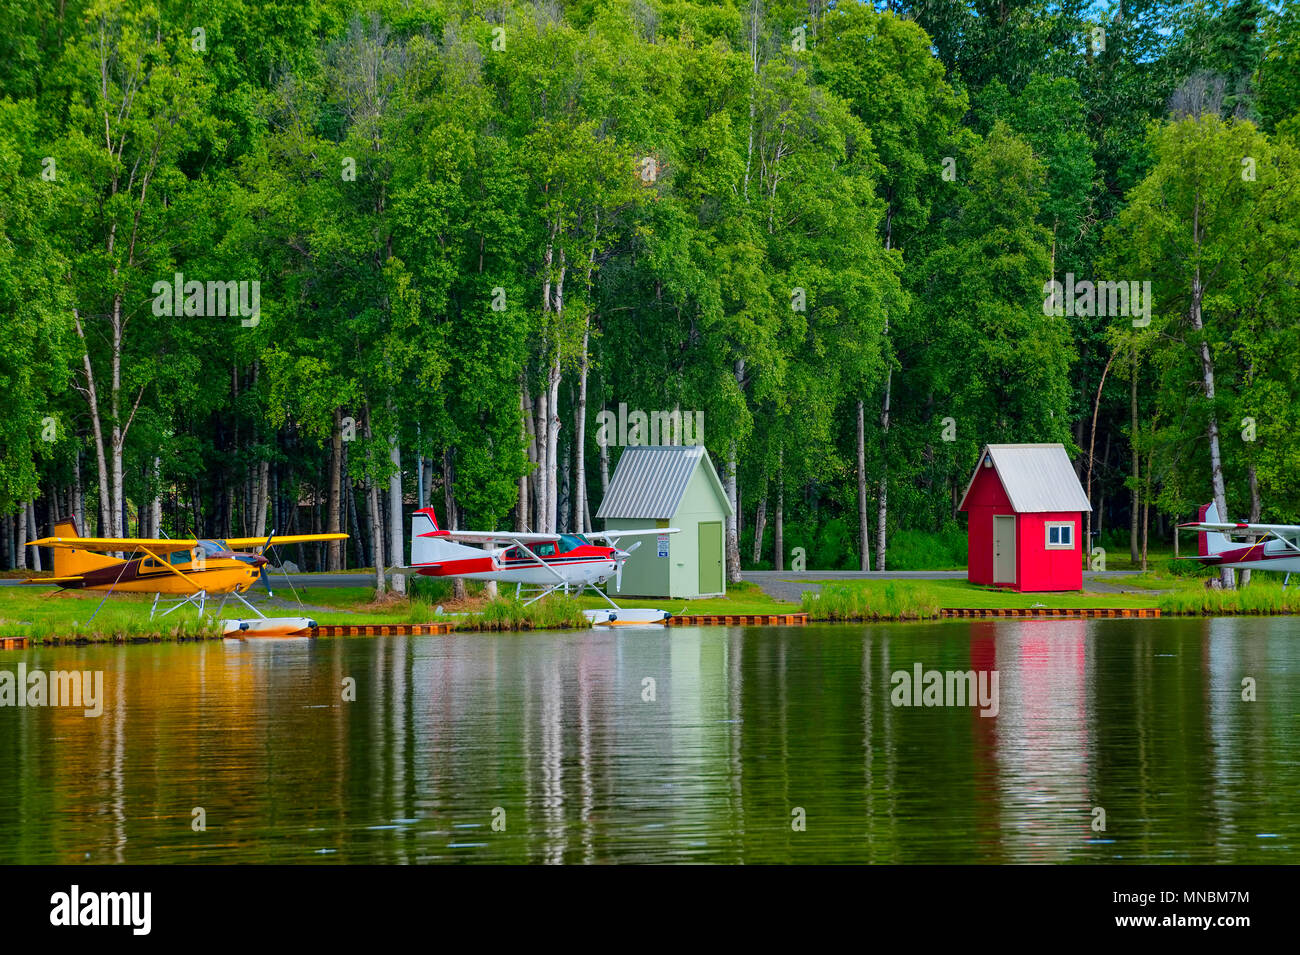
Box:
[26,518,348,635]
[1179,501,1300,584]
[406,506,678,625]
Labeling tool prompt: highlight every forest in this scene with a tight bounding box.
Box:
[1,0,1298,586]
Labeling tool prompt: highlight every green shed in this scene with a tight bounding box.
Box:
[596,445,734,598]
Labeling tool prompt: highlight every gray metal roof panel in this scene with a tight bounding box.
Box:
[596,445,710,520]
[959,443,1092,513]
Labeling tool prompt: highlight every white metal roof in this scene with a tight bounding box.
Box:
[595,445,733,520]
[958,443,1092,513]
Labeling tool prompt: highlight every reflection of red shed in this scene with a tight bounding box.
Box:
[958,444,1091,592]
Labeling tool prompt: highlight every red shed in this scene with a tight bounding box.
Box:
[958,444,1091,592]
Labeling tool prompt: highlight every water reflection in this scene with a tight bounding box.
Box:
[0,618,1297,863]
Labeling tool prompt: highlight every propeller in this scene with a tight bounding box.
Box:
[613,547,632,593]
[257,529,276,596]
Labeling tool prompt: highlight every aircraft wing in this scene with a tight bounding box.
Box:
[1177,521,1300,536]
[418,528,682,544]
[27,536,198,554]
[420,530,561,544]
[588,528,680,541]
[225,533,349,549]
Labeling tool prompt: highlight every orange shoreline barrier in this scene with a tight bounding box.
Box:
[940,608,1161,619]
[668,613,809,626]
[310,622,457,637]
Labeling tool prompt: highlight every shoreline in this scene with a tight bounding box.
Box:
[10,604,1300,648]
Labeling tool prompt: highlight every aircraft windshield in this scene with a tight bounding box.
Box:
[197,540,229,557]
[558,534,589,553]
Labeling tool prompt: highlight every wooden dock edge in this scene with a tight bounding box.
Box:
[668,613,809,626]
[939,608,1161,619]
[310,622,458,637]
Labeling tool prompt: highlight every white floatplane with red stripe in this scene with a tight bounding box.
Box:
[405,507,677,624]
[1178,501,1300,583]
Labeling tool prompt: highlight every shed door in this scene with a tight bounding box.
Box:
[698,521,723,594]
[992,515,1016,584]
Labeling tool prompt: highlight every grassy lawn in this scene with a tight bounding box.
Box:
[0,588,220,640]
[8,566,1299,640]
[0,583,562,639]
[802,579,1163,618]
[800,573,1300,618]
[573,581,798,616]
[1,578,802,641]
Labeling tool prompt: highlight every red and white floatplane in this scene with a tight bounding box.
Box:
[1179,501,1300,584]
[405,507,678,625]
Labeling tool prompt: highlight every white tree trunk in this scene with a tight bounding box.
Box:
[857,398,869,571]
[73,450,85,534]
[109,293,125,539]
[363,404,386,594]
[26,501,40,571]
[73,309,112,540]
[518,381,531,531]
[152,456,165,541]
[574,323,589,533]
[545,355,561,534]
[599,415,610,497]
[1130,356,1139,564]
[875,368,891,572]
[544,251,566,535]
[775,468,784,572]
[725,360,744,583]
[15,502,28,571]
[389,430,405,594]
[1188,199,1234,589]
[536,387,549,533]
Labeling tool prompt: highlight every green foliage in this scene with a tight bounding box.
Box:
[2,0,1298,586]
[802,582,942,621]
[0,100,74,513]
[468,594,590,630]
[882,528,969,572]
[1158,578,1300,614]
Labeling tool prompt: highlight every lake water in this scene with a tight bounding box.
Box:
[1,618,1296,864]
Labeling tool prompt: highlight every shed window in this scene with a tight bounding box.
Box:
[1045,522,1074,549]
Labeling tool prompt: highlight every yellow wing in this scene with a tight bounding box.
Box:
[29,533,348,553]
[224,533,349,549]
[27,537,199,554]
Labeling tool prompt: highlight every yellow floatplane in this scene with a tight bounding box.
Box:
[26,518,347,636]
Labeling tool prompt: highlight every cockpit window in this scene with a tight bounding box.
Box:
[558,534,588,553]
[197,540,229,558]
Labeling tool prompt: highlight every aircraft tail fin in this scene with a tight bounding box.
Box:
[47,517,123,578]
[409,508,485,567]
[1197,502,1232,558]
